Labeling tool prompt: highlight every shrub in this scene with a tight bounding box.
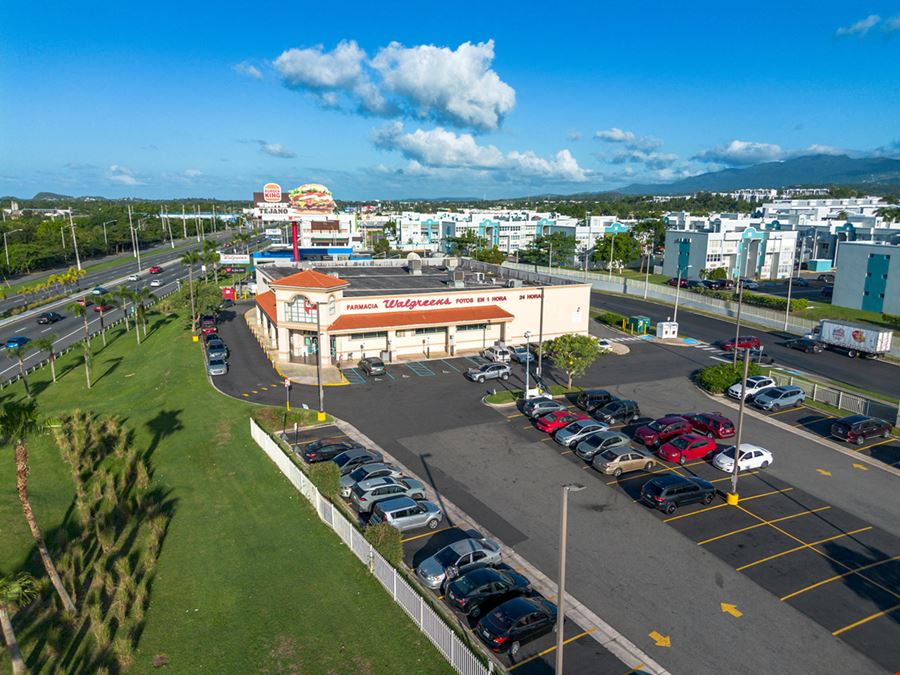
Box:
[595,311,627,328]
[696,362,765,394]
[364,522,404,566]
[689,287,808,311]
[307,460,340,500]
[882,313,900,330]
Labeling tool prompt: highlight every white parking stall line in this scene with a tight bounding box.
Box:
[709,356,730,363]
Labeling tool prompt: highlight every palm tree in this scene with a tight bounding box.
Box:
[132,287,154,342]
[33,334,58,383]
[203,250,220,286]
[96,302,110,347]
[114,286,134,332]
[180,251,201,333]
[0,572,37,674]
[5,343,34,398]
[0,401,77,615]
[68,302,93,389]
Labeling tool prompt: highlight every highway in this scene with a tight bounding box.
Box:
[590,290,900,400]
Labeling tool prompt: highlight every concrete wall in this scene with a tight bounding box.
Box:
[832,242,900,315]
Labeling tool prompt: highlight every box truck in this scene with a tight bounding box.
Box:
[809,319,893,358]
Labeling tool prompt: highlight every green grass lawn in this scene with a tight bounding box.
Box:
[0,313,451,674]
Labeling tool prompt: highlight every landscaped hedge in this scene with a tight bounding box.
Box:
[882,313,900,330]
[689,287,808,312]
[595,310,627,328]
[307,460,341,500]
[364,522,404,566]
[696,362,766,394]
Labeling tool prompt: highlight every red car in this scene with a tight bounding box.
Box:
[75,297,93,306]
[684,412,735,439]
[658,433,717,465]
[148,265,164,274]
[722,336,761,351]
[199,316,217,335]
[634,415,693,447]
[666,277,689,288]
[536,410,590,434]
[93,303,114,312]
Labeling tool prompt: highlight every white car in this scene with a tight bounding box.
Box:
[595,338,612,352]
[554,419,609,447]
[128,274,140,282]
[482,346,511,363]
[713,443,773,472]
[150,279,162,287]
[726,375,776,400]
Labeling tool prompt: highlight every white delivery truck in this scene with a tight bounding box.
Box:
[809,319,894,358]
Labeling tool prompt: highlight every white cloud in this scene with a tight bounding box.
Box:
[693,139,784,165]
[106,165,144,186]
[885,16,900,34]
[233,62,263,80]
[252,140,296,159]
[835,15,880,37]
[183,169,203,178]
[273,39,515,131]
[567,130,582,142]
[595,127,636,143]
[610,149,678,169]
[373,123,587,182]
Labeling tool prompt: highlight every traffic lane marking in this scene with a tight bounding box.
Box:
[401,526,453,544]
[697,506,832,546]
[662,487,795,523]
[506,628,596,671]
[831,602,900,636]
[780,555,900,601]
[735,527,873,572]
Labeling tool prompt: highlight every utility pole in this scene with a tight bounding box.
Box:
[101,220,115,251]
[727,349,752,505]
[68,212,82,271]
[784,236,804,331]
[536,286,545,378]
[3,228,22,268]
[182,204,188,239]
[556,483,586,675]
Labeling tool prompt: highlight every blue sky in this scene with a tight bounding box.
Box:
[1,1,898,200]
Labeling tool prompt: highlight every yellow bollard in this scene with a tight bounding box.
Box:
[726,492,740,506]
[192,335,199,342]
[317,411,327,422]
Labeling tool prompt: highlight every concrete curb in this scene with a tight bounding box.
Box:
[331,417,669,675]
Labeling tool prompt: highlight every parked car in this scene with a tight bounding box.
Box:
[753,385,805,411]
[684,412,735,439]
[737,348,775,365]
[93,303,114,313]
[830,415,892,445]
[592,446,655,476]
[594,338,613,353]
[91,286,109,296]
[369,496,443,532]
[726,375,777,401]
[475,597,557,656]
[358,356,386,376]
[554,418,608,447]
[634,415,693,447]
[207,358,228,376]
[712,444,774,472]
[640,475,716,514]
[482,346,511,363]
[721,335,761,351]
[820,285,834,298]
[4,335,30,350]
[466,363,511,383]
[510,346,534,363]
[535,410,590,434]
[150,279,163,288]
[817,273,835,283]
[522,396,565,419]
[206,339,228,360]
[128,274,140,282]
[299,437,361,463]
[416,538,502,590]
[199,316,217,335]
[790,277,809,287]
[339,463,402,498]
[446,567,531,619]
[592,399,641,424]
[658,433,718,465]
[332,447,384,476]
[204,332,221,343]
[350,476,426,513]
[703,279,728,290]
[36,311,63,324]
[576,389,615,412]
[149,265,164,274]
[666,277,689,288]
[785,337,824,353]
[574,430,631,461]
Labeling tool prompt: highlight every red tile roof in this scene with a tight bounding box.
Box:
[328,305,513,332]
[256,291,277,323]
[273,269,348,289]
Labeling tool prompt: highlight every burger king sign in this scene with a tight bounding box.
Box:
[263,183,282,203]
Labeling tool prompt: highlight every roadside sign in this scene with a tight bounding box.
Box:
[284,378,291,388]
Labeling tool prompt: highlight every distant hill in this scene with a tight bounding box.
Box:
[32,191,75,200]
[619,154,900,195]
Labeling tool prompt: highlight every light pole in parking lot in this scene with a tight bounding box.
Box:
[672,264,691,323]
[727,348,752,505]
[316,301,325,419]
[556,482,585,675]
[524,330,532,396]
[3,228,22,268]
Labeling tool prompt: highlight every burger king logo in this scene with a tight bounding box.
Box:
[263,183,282,203]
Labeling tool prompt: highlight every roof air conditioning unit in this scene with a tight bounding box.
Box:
[473,272,484,283]
[507,279,523,288]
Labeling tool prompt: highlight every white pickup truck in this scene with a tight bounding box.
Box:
[808,319,893,358]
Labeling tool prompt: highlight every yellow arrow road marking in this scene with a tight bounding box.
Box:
[720,602,743,617]
[816,468,832,476]
[851,463,868,471]
[649,630,671,647]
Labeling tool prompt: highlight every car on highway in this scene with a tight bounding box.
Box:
[358,356,385,376]
[712,444,774,472]
[574,430,631,461]
[350,476,426,513]
[332,447,384,476]
[522,396,565,419]
[726,375,777,400]
[510,345,534,363]
[446,567,531,619]
[465,363,510,383]
[75,296,93,306]
[684,412,735,439]
[784,337,824,353]
[475,596,556,656]
[206,339,228,360]
[721,335,761,351]
[554,418,608,447]
[299,437,362,463]
[658,433,718,465]
[416,537,502,590]
[830,415,892,445]
[666,277,688,288]
[93,303,114,313]
[592,399,641,424]
[753,385,805,411]
[737,348,775,365]
[91,286,109,296]
[592,446,655,476]
[149,265,163,274]
[817,273,835,283]
[640,475,716,514]
[482,346,511,363]
[150,279,163,288]
[576,389,615,412]
[339,463,402,498]
[5,336,31,350]
[36,311,63,324]
[634,415,692,447]
[369,496,443,532]
[128,274,140,282]
[536,410,590,434]
[790,277,810,287]
[738,278,759,290]
[206,358,228,376]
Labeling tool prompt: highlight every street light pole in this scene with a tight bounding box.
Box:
[3,228,22,268]
[784,236,803,331]
[524,330,532,396]
[607,231,617,282]
[536,287,545,378]
[68,212,82,271]
[556,482,586,675]
[316,302,325,417]
[732,245,751,367]
[673,264,691,323]
[728,349,752,504]
[101,220,116,251]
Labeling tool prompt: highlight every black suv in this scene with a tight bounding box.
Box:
[36,311,64,324]
[299,437,362,463]
[576,389,615,412]
[830,415,892,445]
[446,567,531,619]
[593,399,641,424]
[641,475,716,514]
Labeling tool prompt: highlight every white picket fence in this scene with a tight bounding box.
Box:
[768,371,899,423]
[248,419,493,675]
